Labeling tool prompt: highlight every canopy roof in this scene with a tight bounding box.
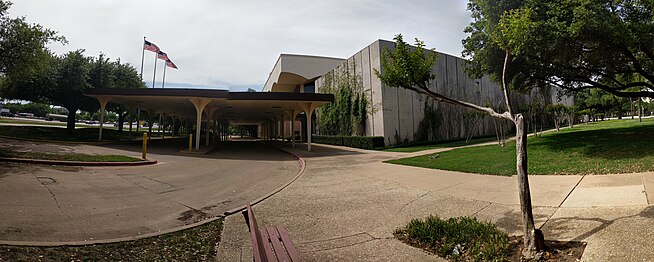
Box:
[85,88,333,125]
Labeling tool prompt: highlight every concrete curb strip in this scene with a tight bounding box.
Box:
[0,157,157,166]
[0,142,307,247]
[0,216,224,247]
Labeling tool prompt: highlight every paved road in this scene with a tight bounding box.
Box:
[0,140,300,244]
[218,143,654,261]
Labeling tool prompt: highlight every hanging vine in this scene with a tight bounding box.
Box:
[318,61,368,136]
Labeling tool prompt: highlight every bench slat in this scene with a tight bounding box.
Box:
[277,225,300,262]
[259,228,276,261]
[246,205,267,262]
[267,227,291,262]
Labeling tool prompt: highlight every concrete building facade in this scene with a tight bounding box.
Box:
[266,39,570,146]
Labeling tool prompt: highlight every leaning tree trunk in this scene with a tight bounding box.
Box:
[66,108,77,134]
[515,114,545,258]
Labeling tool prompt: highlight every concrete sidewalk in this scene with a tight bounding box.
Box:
[217,143,654,261]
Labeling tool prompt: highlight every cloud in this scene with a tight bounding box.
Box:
[8,0,472,90]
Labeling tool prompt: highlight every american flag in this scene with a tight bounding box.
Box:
[166,59,178,69]
[143,40,160,53]
[157,51,169,61]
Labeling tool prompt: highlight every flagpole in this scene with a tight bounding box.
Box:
[140,36,145,79]
[152,52,157,88]
[162,63,167,88]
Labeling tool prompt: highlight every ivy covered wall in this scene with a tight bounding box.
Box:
[316,62,368,136]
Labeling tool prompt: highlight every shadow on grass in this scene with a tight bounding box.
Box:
[534,123,654,160]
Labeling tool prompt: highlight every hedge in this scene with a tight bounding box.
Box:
[312,135,385,150]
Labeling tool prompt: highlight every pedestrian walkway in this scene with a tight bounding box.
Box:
[217,142,654,261]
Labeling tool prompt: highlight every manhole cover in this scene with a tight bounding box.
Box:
[37,176,57,185]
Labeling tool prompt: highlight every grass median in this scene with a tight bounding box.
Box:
[0,125,136,142]
[0,149,143,162]
[0,218,223,261]
[386,118,654,176]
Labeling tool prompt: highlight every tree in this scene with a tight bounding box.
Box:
[376,33,545,258]
[247,88,257,92]
[51,50,98,132]
[103,58,145,131]
[0,0,64,100]
[546,104,567,132]
[464,0,654,100]
[0,0,64,74]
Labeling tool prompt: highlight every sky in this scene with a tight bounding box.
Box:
[9,0,473,91]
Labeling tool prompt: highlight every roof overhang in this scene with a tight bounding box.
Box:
[85,88,333,124]
[263,54,345,92]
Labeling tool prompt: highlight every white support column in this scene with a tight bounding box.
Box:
[281,114,286,142]
[189,98,212,150]
[96,96,112,141]
[290,110,299,147]
[299,102,318,151]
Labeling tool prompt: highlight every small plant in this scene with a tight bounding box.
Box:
[394,215,511,261]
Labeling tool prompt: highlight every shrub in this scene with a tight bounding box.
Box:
[312,135,384,150]
[394,216,511,261]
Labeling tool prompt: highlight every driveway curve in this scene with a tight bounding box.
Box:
[0,140,300,244]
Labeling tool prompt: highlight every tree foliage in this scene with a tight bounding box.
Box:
[0,0,65,76]
[464,0,654,98]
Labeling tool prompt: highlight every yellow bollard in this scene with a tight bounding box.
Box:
[142,132,148,159]
[188,134,193,152]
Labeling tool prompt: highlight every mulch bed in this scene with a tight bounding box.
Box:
[506,236,586,261]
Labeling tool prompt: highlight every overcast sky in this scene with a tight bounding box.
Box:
[9,0,472,91]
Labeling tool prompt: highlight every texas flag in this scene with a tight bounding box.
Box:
[166,59,178,69]
[143,40,160,53]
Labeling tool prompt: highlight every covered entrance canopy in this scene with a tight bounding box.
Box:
[85,88,333,151]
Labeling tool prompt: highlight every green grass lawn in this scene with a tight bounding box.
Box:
[0,118,70,127]
[0,218,223,261]
[0,149,143,162]
[0,125,139,142]
[382,136,499,152]
[386,118,654,176]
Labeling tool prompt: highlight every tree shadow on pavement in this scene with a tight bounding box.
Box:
[540,206,654,242]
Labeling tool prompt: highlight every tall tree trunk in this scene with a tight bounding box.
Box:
[515,114,545,258]
[630,98,634,119]
[66,108,77,134]
[639,98,642,122]
[118,111,125,132]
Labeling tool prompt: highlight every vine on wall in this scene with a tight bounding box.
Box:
[415,100,442,142]
[318,61,368,136]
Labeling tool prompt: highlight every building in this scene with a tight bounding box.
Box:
[264,39,569,146]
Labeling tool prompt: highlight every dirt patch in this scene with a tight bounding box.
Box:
[177,209,213,224]
[507,236,585,261]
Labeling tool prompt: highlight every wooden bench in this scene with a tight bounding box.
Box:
[243,204,300,262]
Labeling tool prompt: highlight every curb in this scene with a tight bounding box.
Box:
[0,216,224,247]
[0,157,157,166]
[222,142,306,215]
[0,142,306,247]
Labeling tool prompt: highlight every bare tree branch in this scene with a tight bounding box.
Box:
[502,50,514,116]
